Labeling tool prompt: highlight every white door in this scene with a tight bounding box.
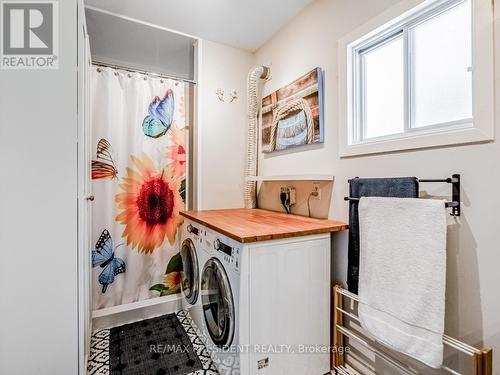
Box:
[248,236,331,375]
[201,258,235,348]
[180,237,200,305]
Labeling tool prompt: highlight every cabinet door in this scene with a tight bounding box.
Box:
[248,236,331,375]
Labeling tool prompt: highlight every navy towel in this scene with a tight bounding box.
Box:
[347,177,419,294]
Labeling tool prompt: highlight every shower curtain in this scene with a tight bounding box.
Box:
[91,66,188,310]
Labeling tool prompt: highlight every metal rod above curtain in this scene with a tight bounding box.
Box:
[92,60,197,85]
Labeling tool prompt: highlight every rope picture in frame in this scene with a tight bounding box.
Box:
[261,67,325,153]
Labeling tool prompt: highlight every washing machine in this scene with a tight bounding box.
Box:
[200,227,241,374]
[181,220,241,375]
[179,222,204,330]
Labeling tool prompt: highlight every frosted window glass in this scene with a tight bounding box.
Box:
[411,1,472,128]
[362,36,405,139]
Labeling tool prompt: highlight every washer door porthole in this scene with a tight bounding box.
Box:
[180,238,199,305]
[201,257,235,348]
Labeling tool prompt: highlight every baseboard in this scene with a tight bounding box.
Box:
[92,294,182,330]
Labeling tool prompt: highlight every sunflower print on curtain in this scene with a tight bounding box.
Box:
[91,67,188,310]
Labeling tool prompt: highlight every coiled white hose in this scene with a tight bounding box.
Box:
[244,65,270,208]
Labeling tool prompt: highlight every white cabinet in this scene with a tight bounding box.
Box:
[240,234,331,375]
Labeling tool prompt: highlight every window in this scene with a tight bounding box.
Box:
[338,0,495,156]
[410,2,472,128]
[360,34,405,139]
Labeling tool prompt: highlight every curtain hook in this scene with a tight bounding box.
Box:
[216,88,225,102]
[229,90,238,103]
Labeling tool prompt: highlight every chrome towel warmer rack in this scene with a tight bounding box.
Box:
[344,174,461,216]
[332,285,492,375]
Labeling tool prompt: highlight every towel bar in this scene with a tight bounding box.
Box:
[331,285,492,375]
[344,174,461,216]
[343,196,459,208]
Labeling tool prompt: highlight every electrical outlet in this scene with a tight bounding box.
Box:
[312,183,322,200]
[289,187,296,205]
[280,186,296,206]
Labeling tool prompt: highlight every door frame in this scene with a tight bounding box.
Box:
[76,5,202,373]
[77,0,92,373]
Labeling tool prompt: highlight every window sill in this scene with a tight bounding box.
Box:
[339,125,493,158]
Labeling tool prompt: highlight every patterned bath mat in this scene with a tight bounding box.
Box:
[88,310,218,375]
[109,313,202,375]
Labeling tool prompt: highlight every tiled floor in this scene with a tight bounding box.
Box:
[87,310,219,375]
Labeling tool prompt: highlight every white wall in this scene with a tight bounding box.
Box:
[0,10,252,373]
[0,0,79,374]
[255,0,500,371]
[0,0,496,372]
[198,40,255,209]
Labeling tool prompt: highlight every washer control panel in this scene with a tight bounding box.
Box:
[214,238,232,256]
[186,220,241,272]
[200,227,240,272]
[186,223,199,236]
[213,237,240,271]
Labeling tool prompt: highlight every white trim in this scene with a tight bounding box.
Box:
[84,5,200,40]
[92,294,182,330]
[77,0,92,373]
[340,125,490,156]
[194,39,203,210]
[470,0,496,142]
[245,174,334,181]
[338,0,495,157]
[77,7,201,372]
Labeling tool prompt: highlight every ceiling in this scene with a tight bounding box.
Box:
[84,0,315,51]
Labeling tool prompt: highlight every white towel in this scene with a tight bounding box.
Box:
[357,197,447,368]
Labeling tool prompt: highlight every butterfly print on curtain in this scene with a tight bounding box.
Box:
[142,89,175,138]
[92,138,118,180]
[92,229,126,293]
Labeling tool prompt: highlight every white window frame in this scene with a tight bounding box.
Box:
[338,0,495,157]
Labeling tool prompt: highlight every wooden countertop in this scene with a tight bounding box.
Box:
[180,208,348,243]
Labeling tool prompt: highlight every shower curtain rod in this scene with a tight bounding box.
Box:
[92,60,197,85]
